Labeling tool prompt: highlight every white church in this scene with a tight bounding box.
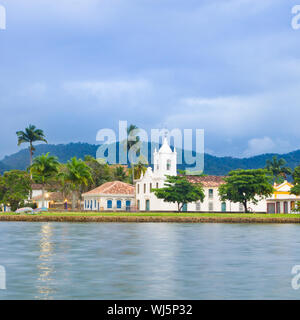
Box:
[135,138,300,213]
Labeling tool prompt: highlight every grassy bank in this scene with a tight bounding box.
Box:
[1,212,300,223]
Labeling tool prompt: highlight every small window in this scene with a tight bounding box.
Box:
[196,201,201,211]
[107,200,112,209]
[137,184,140,194]
[156,183,159,188]
[157,164,159,170]
[85,200,87,209]
[137,200,140,210]
[209,189,214,199]
[90,200,93,209]
[167,159,171,171]
[150,183,152,192]
[117,200,122,209]
[94,200,96,208]
[144,184,146,193]
[209,202,214,211]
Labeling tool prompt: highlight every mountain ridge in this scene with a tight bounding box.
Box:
[1,142,300,176]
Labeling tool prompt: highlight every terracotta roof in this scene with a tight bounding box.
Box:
[31,183,60,190]
[185,175,226,187]
[83,181,135,196]
[32,192,71,202]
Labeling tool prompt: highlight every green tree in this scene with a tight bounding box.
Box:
[65,157,92,210]
[291,165,300,196]
[56,164,72,202]
[30,153,59,208]
[0,170,31,211]
[16,125,48,172]
[123,124,141,183]
[218,169,274,213]
[128,156,148,180]
[152,175,205,212]
[84,155,112,189]
[265,156,292,184]
[113,166,128,182]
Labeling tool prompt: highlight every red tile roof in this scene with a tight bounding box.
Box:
[32,192,71,202]
[83,181,135,196]
[185,175,226,187]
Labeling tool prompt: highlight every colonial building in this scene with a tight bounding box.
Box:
[266,181,300,213]
[82,181,135,211]
[135,138,267,212]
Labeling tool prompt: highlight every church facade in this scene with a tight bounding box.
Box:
[135,138,267,213]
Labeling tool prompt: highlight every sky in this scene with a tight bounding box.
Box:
[0,0,300,159]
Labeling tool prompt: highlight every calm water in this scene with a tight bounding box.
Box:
[0,222,300,299]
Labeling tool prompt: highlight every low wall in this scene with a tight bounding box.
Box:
[1,215,300,223]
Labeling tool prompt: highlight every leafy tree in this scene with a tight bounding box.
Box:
[128,156,148,180]
[16,125,48,175]
[113,166,128,182]
[291,165,300,195]
[123,124,141,183]
[218,169,274,213]
[0,170,31,211]
[56,164,72,202]
[65,157,92,210]
[30,153,59,208]
[84,155,112,189]
[152,175,205,212]
[265,156,292,184]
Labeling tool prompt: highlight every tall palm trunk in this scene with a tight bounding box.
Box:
[72,191,76,210]
[42,184,45,208]
[29,143,33,180]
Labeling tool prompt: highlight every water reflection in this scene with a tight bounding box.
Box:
[35,223,56,299]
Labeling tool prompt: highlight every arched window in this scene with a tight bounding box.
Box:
[166,159,171,171]
[117,200,122,209]
[107,200,112,209]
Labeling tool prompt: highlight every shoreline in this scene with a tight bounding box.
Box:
[1,214,300,224]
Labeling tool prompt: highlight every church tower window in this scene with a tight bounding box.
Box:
[166,159,171,171]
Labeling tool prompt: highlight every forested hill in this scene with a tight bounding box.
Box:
[1,142,300,175]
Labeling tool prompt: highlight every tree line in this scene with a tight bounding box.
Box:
[1,124,300,213]
[0,124,147,211]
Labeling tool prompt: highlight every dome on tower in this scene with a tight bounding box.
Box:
[159,137,173,153]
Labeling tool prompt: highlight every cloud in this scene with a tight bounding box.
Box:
[243,137,293,157]
[0,0,299,159]
[63,79,152,102]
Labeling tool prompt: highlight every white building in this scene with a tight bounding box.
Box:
[135,138,267,213]
[82,181,135,211]
[266,181,300,213]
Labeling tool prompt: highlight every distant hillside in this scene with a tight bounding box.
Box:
[1,142,300,175]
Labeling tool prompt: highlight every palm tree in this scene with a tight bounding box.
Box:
[113,166,128,182]
[128,157,148,179]
[65,157,92,210]
[265,156,292,184]
[124,124,141,183]
[16,125,48,169]
[56,164,72,203]
[30,153,59,208]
